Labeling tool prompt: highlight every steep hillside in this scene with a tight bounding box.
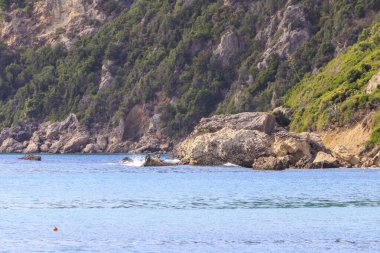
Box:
[286,22,380,146]
[0,0,379,153]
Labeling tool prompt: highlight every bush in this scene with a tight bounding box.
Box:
[347,69,362,83]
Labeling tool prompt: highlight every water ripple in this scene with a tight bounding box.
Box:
[1,197,379,210]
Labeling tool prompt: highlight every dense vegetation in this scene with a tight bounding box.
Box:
[286,22,380,145]
[0,0,27,11]
[0,0,379,140]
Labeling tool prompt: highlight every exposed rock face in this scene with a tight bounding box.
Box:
[256,4,310,68]
[332,145,359,166]
[194,112,276,135]
[178,128,273,167]
[366,71,380,93]
[177,112,277,166]
[129,132,172,154]
[0,123,36,144]
[213,31,241,67]
[373,151,380,167]
[0,114,88,153]
[62,133,90,153]
[0,0,130,48]
[252,156,286,171]
[0,106,172,154]
[312,152,340,169]
[360,146,380,168]
[0,138,26,153]
[176,112,351,169]
[99,60,114,91]
[272,131,326,168]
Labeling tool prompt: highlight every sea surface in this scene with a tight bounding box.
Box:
[0,154,379,253]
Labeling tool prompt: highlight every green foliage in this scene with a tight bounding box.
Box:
[347,69,363,83]
[368,111,380,145]
[286,22,380,144]
[0,0,379,140]
[0,0,27,10]
[217,0,380,115]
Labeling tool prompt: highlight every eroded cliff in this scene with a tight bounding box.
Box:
[0,0,132,48]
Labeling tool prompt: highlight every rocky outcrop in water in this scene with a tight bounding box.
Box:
[143,155,174,167]
[18,155,42,161]
[175,112,354,169]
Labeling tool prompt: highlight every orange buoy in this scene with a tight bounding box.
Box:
[53,226,59,232]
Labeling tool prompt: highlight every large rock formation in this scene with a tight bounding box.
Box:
[177,112,277,166]
[178,128,273,167]
[175,112,349,169]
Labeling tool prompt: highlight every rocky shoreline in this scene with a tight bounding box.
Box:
[175,112,380,169]
[0,114,173,154]
[1,112,379,169]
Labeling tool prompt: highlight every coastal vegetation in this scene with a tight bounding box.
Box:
[286,22,380,145]
[0,0,379,143]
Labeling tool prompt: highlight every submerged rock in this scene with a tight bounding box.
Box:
[18,155,41,161]
[121,157,133,163]
[143,155,175,167]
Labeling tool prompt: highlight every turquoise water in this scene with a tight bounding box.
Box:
[0,154,379,252]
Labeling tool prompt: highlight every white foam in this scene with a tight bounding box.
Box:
[120,156,145,167]
[223,163,241,167]
[165,158,180,164]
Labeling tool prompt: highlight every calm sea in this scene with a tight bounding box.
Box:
[0,154,379,252]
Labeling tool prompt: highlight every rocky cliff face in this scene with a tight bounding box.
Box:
[0,113,172,154]
[256,3,311,68]
[0,0,131,48]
